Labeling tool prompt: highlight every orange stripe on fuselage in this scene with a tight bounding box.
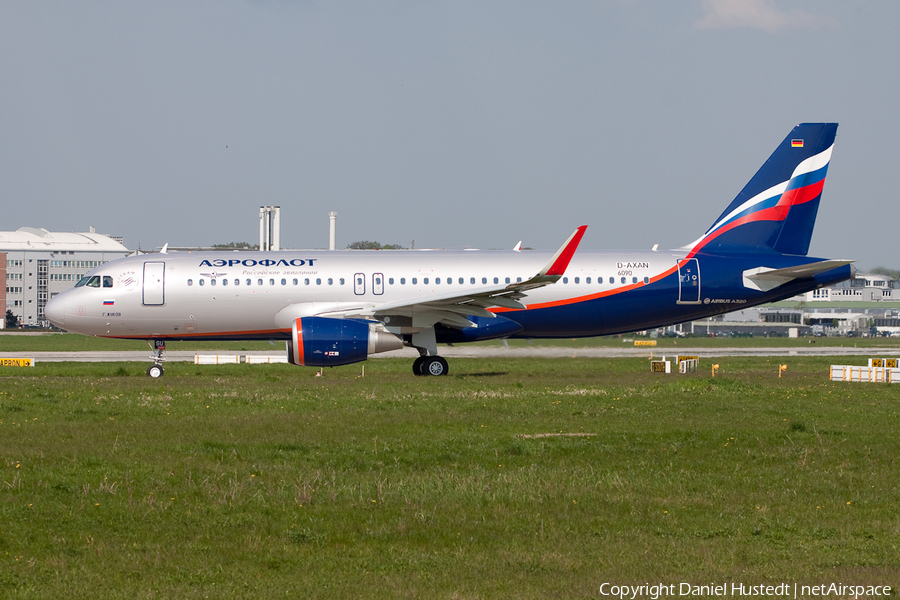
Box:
[493,263,680,313]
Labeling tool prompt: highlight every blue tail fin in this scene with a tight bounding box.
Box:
[688,123,838,256]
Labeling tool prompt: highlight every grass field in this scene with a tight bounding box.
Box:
[1,356,899,598]
[2,331,900,353]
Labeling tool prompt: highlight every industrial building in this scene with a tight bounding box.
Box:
[802,272,900,302]
[677,272,900,338]
[2,227,129,327]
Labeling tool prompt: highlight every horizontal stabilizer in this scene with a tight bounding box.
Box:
[743,259,854,292]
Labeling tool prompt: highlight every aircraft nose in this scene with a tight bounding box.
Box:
[45,295,66,328]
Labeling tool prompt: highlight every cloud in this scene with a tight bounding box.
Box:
[695,0,837,33]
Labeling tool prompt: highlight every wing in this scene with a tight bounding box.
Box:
[322,226,588,329]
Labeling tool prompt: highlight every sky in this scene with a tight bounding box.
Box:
[1,0,897,268]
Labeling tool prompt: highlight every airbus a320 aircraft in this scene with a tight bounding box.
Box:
[46,123,852,377]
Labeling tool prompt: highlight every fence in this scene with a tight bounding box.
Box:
[830,365,900,383]
[194,354,290,365]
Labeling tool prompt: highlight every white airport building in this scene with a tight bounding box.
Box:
[803,272,900,302]
[2,227,130,327]
[678,272,900,338]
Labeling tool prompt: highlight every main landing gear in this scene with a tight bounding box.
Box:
[406,327,450,376]
[412,355,449,376]
[147,339,166,378]
[408,327,449,376]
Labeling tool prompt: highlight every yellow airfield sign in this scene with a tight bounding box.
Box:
[0,358,34,367]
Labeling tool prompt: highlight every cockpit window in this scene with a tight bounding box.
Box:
[75,277,90,287]
[86,276,101,288]
[102,276,113,288]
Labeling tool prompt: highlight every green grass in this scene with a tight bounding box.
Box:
[1,357,899,598]
[2,331,900,353]
[0,333,278,353]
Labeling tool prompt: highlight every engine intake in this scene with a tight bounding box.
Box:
[288,317,403,367]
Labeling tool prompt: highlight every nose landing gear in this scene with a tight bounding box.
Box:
[147,339,166,377]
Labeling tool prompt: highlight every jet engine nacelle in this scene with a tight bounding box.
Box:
[288,317,403,367]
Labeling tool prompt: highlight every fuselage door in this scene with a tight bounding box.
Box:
[354,273,366,295]
[677,258,701,304]
[373,273,384,295]
[142,261,166,306]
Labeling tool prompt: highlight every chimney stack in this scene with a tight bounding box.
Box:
[259,206,281,251]
[329,211,337,251]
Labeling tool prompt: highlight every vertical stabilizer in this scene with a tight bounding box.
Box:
[688,123,837,256]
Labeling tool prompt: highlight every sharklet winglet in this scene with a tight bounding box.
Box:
[542,226,587,278]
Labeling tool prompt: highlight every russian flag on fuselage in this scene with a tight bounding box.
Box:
[690,123,837,257]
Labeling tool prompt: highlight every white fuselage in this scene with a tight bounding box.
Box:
[46,248,678,340]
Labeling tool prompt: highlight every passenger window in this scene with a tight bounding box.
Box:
[235,279,240,286]
[316,278,321,285]
[246,279,252,286]
[293,278,298,285]
[222,279,228,286]
[574,277,580,284]
[517,277,522,283]
[424,277,429,285]
[389,278,394,285]
[281,279,286,285]
[340,278,345,285]
[563,277,568,284]
[199,279,205,286]
[412,277,417,285]
[269,279,275,286]
[609,277,614,284]
[327,278,333,285]
[632,277,638,284]
[621,277,626,284]
[305,278,310,285]
[493,277,499,284]
[400,278,406,285]
[210,279,217,286]
[187,279,193,286]
[505,277,510,284]
[102,276,113,288]
[586,277,591,284]
[643,277,649,284]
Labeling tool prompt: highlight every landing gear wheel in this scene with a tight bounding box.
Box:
[147,364,164,378]
[425,356,449,376]
[412,356,428,376]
